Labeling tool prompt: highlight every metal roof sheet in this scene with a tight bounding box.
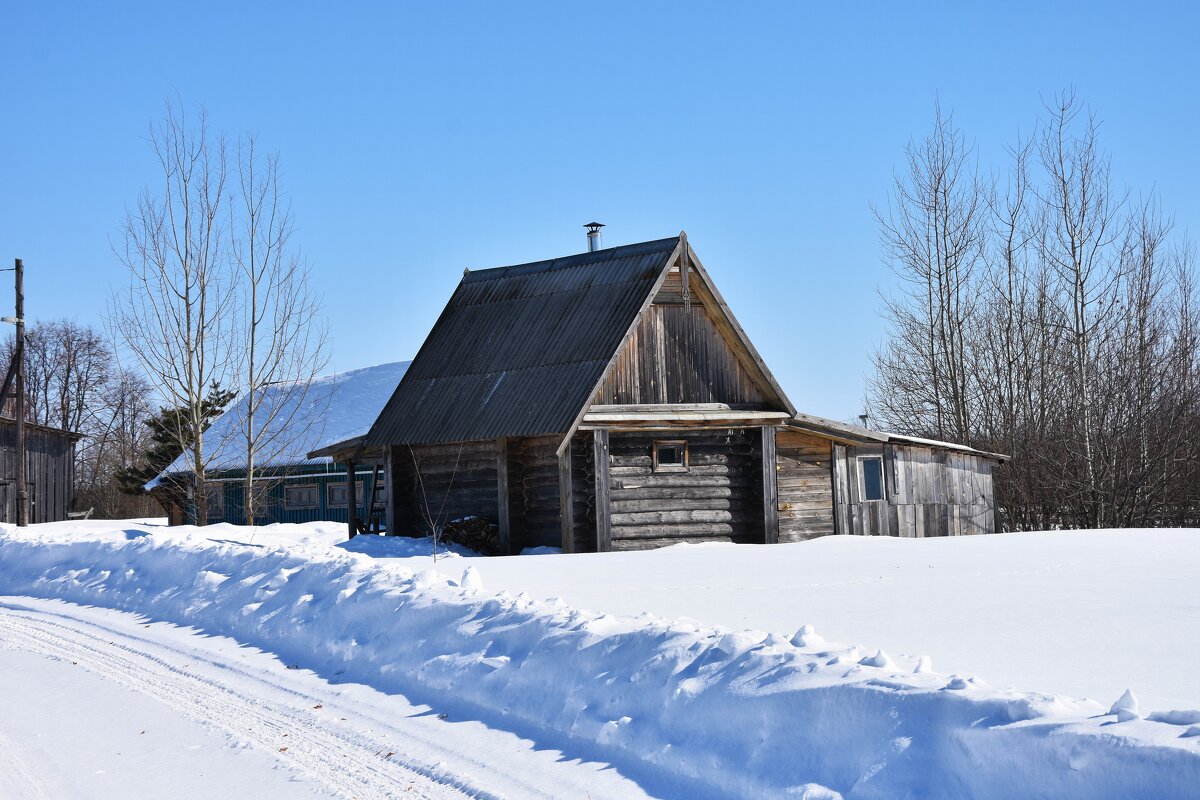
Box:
[364,237,680,446]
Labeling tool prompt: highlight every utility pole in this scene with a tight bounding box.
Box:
[14,259,26,527]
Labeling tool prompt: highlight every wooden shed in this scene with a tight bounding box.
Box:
[357,233,1004,552]
[0,417,80,523]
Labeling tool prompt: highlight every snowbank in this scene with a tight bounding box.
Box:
[1,521,1198,799]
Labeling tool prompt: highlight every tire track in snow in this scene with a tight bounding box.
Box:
[0,603,499,800]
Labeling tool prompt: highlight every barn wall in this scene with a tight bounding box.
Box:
[507,435,561,551]
[606,428,763,550]
[595,275,769,406]
[0,422,76,523]
[774,430,834,542]
[389,440,500,537]
[832,443,997,537]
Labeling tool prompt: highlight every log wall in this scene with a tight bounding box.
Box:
[607,428,763,550]
[389,440,500,537]
[507,435,559,550]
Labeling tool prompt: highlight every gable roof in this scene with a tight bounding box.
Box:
[147,361,410,487]
[365,234,794,448]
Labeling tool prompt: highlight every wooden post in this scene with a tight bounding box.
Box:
[15,259,26,527]
[384,446,396,536]
[558,445,574,553]
[496,437,510,555]
[345,459,358,539]
[593,429,611,552]
[761,426,778,544]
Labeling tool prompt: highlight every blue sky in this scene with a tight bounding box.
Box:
[2,2,1197,419]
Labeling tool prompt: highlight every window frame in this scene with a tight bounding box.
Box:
[284,482,320,510]
[652,439,689,473]
[859,456,885,502]
[326,480,364,508]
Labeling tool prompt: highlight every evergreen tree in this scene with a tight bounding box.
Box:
[117,383,236,513]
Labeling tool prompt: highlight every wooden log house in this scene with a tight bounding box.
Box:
[323,233,1004,551]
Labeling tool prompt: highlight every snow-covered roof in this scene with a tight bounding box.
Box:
[146,361,410,488]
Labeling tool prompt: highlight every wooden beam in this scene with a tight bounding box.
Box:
[762,427,779,544]
[593,429,611,552]
[346,459,358,539]
[582,410,789,424]
[558,445,574,553]
[384,446,396,536]
[496,437,511,555]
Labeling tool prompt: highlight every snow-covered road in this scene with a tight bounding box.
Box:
[0,597,655,800]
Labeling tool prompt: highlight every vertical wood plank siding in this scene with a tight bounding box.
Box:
[607,429,763,549]
[774,430,835,541]
[595,295,768,406]
[0,422,76,523]
[832,443,997,537]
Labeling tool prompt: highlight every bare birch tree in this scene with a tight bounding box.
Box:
[231,137,329,524]
[1037,91,1128,528]
[109,100,238,525]
[871,103,987,441]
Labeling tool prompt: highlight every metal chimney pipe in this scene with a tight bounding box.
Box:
[584,222,605,252]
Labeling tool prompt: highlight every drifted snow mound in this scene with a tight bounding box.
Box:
[1,524,1199,800]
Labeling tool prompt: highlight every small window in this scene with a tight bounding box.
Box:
[327,481,364,508]
[861,458,884,501]
[653,440,688,473]
[284,483,319,509]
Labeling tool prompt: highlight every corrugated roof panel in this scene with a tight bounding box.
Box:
[364,237,679,446]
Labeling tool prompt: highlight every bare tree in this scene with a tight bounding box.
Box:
[109,100,238,525]
[871,92,1200,531]
[1037,91,1128,528]
[408,444,464,561]
[230,137,329,524]
[871,103,987,442]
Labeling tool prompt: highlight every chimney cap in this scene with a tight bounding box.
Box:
[584,221,605,231]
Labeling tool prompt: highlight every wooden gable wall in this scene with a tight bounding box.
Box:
[593,267,771,406]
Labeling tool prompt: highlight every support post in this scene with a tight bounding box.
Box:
[15,259,26,527]
[558,445,574,553]
[496,437,510,555]
[592,429,611,552]
[384,446,396,536]
[761,426,778,544]
[346,459,358,539]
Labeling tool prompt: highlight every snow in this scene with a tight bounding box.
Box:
[2,520,1199,798]
[454,529,1200,711]
[147,360,409,486]
[0,597,654,799]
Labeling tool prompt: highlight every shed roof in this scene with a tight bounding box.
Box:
[784,412,1008,461]
[364,237,687,446]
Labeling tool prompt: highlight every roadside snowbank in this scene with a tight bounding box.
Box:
[2,521,1198,799]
